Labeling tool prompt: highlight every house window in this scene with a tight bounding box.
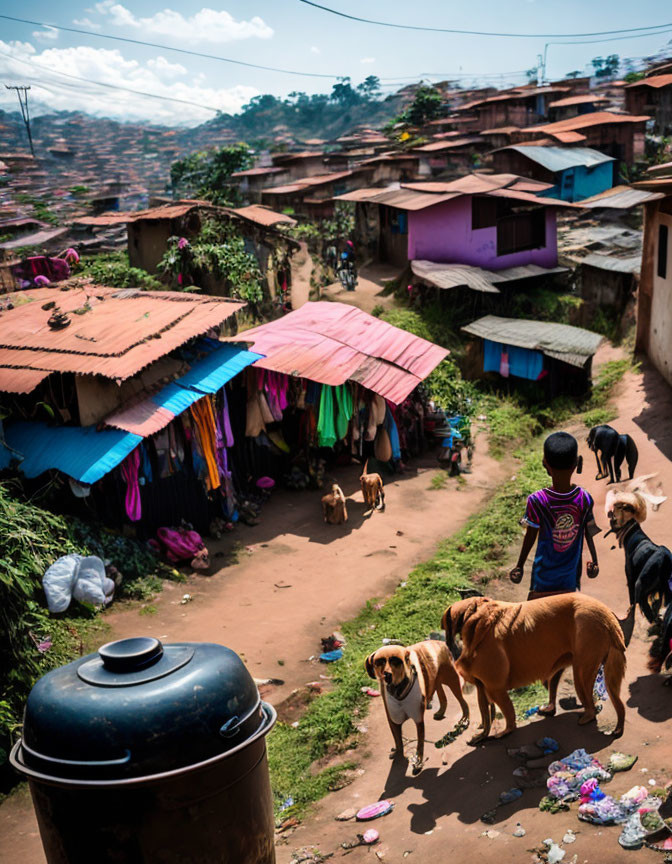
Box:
[472,196,497,229]
[383,206,407,235]
[658,224,669,280]
[497,207,546,256]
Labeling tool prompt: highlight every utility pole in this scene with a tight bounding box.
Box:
[537,53,544,87]
[5,85,35,157]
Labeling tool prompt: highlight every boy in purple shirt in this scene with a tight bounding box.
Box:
[510,431,599,599]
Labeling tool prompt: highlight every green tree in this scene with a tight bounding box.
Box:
[404,84,443,126]
[591,54,620,79]
[170,143,252,203]
[357,75,381,100]
[565,70,583,79]
[330,77,361,107]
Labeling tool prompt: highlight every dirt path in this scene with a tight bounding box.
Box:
[277,356,672,864]
[290,241,313,309]
[321,264,400,315]
[0,427,508,863]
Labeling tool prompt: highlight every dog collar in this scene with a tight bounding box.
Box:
[388,668,417,702]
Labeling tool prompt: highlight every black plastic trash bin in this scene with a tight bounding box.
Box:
[10,636,277,864]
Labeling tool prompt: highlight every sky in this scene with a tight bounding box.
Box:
[0,0,670,127]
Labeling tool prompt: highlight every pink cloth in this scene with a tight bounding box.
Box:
[120,448,142,521]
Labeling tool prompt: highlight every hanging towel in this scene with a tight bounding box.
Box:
[220,387,234,448]
[317,385,337,448]
[335,384,354,441]
[384,406,402,461]
[120,448,142,522]
[191,397,221,490]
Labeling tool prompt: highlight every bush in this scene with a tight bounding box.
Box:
[79,252,162,290]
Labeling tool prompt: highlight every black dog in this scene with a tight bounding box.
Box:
[587,425,639,484]
[608,493,672,623]
[648,603,672,679]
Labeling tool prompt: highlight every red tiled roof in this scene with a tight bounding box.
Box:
[0,286,244,392]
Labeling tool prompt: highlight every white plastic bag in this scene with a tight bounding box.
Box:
[43,554,115,612]
[43,554,82,613]
[72,556,114,607]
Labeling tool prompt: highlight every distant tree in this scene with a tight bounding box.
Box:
[565,70,583,79]
[357,75,382,100]
[525,67,539,83]
[330,77,361,107]
[403,84,443,126]
[170,143,252,203]
[591,54,620,79]
[624,70,646,84]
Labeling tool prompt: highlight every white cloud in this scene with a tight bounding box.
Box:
[33,27,58,42]
[0,40,259,126]
[73,17,102,30]
[94,4,273,44]
[360,57,375,64]
[310,46,320,54]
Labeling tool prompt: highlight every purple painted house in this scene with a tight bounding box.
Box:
[336,174,571,280]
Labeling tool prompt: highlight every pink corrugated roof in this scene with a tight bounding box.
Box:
[229,302,448,404]
[0,286,244,391]
[0,367,51,394]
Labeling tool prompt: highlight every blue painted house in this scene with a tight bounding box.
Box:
[491,145,615,202]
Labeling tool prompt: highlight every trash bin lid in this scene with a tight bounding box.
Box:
[17,637,271,782]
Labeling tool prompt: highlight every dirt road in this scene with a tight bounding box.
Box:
[0,427,507,862]
[321,264,400,315]
[277,359,672,864]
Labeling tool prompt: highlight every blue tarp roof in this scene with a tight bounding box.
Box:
[0,341,263,484]
[0,423,142,484]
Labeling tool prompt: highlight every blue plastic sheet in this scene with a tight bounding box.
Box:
[483,339,544,381]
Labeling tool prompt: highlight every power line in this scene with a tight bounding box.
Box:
[0,13,340,79]
[296,1,672,39]
[0,48,221,112]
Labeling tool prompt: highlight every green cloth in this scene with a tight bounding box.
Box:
[317,385,337,448]
[334,384,353,441]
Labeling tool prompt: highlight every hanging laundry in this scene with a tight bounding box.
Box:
[317,385,337,448]
[190,397,221,491]
[335,384,354,441]
[220,387,234,448]
[384,405,402,461]
[120,448,142,522]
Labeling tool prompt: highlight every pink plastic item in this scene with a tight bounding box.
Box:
[256,476,275,489]
[356,801,393,821]
[362,829,379,844]
[156,527,208,569]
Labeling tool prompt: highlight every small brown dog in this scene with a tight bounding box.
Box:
[321,482,348,524]
[360,460,385,512]
[365,640,469,774]
[443,594,626,744]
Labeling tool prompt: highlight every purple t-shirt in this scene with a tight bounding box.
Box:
[523,486,596,592]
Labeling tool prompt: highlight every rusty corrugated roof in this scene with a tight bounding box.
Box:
[0,367,51,394]
[548,94,609,108]
[625,74,672,90]
[0,286,245,393]
[228,301,448,404]
[230,205,297,228]
[74,200,214,227]
[522,111,650,134]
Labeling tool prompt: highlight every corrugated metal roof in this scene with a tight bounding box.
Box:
[0,367,50,394]
[74,200,214,227]
[522,111,650,134]
[228,301,448,404]
[494,145,614,172]
[461,315,603,367]
[626,74,672,90]
[334,186,460,211]
[414,138,482,152]
[230,205,296,228]
[260,184,305,195]
[580,185,664,209]
[579,254,641,274]
[551,131,588,143]
[230,167,285,177]
[0,227,68,251]
[0,421,142,483]
[548,94,609,108]
[412,260,568,293]
[105,342,262,436]
[0,286,245,389]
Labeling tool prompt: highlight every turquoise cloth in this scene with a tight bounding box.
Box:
[317,385,337,447]
[335,384,353,441]
[483,339,544,381]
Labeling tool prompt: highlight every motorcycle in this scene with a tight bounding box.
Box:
[426,413,473,476]
[337,259,357,292]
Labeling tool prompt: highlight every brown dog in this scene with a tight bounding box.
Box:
[365,640,469,774]
[360,460,385,512]
[321,483,347,524]
[442,594,626,745]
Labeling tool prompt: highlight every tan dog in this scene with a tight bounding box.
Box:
[321,482,348,524]
[365,640,469,774]
[360,460,385,512]
[442,594,626,745]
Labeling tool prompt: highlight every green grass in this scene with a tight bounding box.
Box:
[430,472,449,490]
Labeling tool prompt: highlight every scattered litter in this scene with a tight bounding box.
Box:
[562,829,576,844]
[396,530,404,536]
[356,801,394,821]
[362,830,379,844]
[335,808,357,822]
[480,829,500,839]
[275,583,292,589]
[278,816,300,833]
[608,752,637,773]
[480,808,498,824]
[319,649,343,663]
[281,797,294,811]
[382,638,404,645]
[524,706,540,717]
[37,638,52,653]
[291,721,299,728]
[361,687,381,697]
[180,593,193,605]
[546,841,565,864]
[321,635,344,652]
[513,823,526,837]
[537,737,560,755]
[435,715,469,748]
[649,779,657,786]
[593,666,608,702]
[499,788,523,805]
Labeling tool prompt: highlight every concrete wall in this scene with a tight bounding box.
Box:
[647,208,672,386]
[407,196,558,269]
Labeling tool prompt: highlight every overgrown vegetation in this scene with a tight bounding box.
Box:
[14,193,59,226]
[170,143,252,203]
[0,483,177,781]
[78,251,162,290]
